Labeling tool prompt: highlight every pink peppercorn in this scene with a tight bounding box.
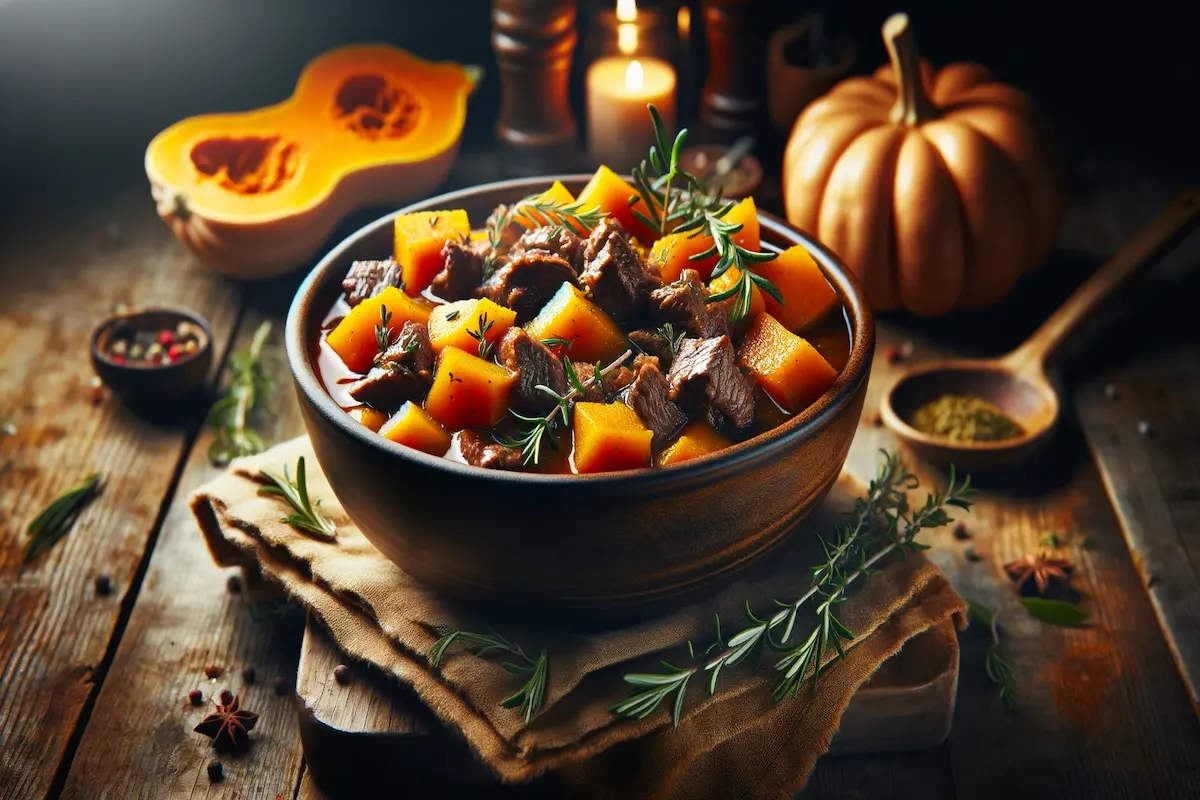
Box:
[158,330,175,346]
[168,344,184,360]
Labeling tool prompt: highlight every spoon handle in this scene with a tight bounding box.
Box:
[1006,189,1200,374]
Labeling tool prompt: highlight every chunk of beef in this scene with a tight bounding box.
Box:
[430,238,486,301]
[459,430,523,470]
[498,327,567,415]
[649,269,729,338]
[483,251,579,322]
[572,360,635,403]
[347,322,434,410]
[625,361,686,449]
[511,226,585,273]
[667,335,756,430]
[579,219,662,319]
[342,258,403,306]
[628,328,676,369]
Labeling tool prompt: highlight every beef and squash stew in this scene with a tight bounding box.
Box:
[314,167,849,473]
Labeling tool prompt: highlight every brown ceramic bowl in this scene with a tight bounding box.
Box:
[286,176,874,622]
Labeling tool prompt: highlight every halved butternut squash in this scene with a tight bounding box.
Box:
[425,346,517,430]
[427,298,517,355]
[738,313,838,413]
[522,283,627,364]
[656,421,730,466]
[573,401,652,473]
[326,286,433,373]
[394,210,471,293]
[146,45,478,279]
[379,401,452,455]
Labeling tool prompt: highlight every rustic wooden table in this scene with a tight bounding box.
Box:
[2,146,1199,799]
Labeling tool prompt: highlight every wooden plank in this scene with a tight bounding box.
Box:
[58,293,308,799]
[0,190,240,800]
[848,323,1200,799]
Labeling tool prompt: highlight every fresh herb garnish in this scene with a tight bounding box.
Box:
[23,472,103,564]
[611,452,974,726]
[540,336,574,351]
[467,312,495,360]
[429,630,548,723]
[257,457,337,542]
[208,321,273,466]
[629,105,688,238]
[655,322,686,359]
[562,356,587,394]
[445,309,462,322]
[967,601,1016,708]
[516,195,607,237]
[374,304,394,359]
[496,349,634,466]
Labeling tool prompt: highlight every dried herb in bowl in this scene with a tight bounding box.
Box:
[910,394,1022,443]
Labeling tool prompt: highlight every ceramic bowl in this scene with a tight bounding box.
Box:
[90,306,213,409]
[286,176,874,622]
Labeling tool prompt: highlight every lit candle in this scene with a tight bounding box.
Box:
[587,58,677,172]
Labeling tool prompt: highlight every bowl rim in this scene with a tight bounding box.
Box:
[286,174,874,487]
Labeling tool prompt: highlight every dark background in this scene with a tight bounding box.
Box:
[1,0,1197,212]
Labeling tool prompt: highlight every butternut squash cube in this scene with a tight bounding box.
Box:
[427,298,517,355]
[709,265,766,320]
[650,196,761,283]
[522,283,627,364]
[655,421,731,466]
[573,401,652,473]
[326,286,433,373]
[393,209,471,293]
[753,244,837,332]
[513,180,578,230]
[576,165,658,245]
[738,313,838,413]
[349,406,390,433]
[379,401,452,455]
[424,346,517,431]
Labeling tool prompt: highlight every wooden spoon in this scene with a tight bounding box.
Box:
[881,190,1200,473]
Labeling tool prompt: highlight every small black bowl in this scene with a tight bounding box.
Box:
[90,306,213,410]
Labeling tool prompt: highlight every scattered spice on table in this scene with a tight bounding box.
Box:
[94,574,112,596]
[194,693,258,751]
[226,574,242,594]
[204,664,222,679]
[899,340,914,359]
[333,664,351,684]
[273,677,291,696]
[102,320,204,367]
[884,345,898,364]
[964,546,983,562]
[871,412,883,428]
[23,472,104,565]
[953,523,971,541]
[242,666,256,685]
[1137,420,1153,436]
[1004,550,1073,595]
[189,690,204,706]
[911,394,1023,443]
[207,760,224,782]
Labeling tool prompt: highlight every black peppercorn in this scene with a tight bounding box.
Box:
[965,546,983,563]
[204,665,221,679]
[333,664,351,685]
[273,677,291,696]
[219,688,234,706]
[94,575,113,596]
[189,690,204,706]
[226,575,242,594]
[207,760,224,782]
[952,523,970,541]
[242,666,256,685]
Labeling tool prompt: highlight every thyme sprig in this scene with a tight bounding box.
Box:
[967,601,1015,708]
[611,452,975,727]
[467,312,495,360]
[654,322,687,359]
[23,472,104,564]
[430,630,548,723]
[257,457,337,542]
[374,305,394,359]
[208,321,273,466]
[496,349,634,466]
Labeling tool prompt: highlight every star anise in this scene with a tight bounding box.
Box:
[1004,550,1073,595]
[194,693,258,751]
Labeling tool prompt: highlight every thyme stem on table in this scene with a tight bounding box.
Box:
[208,321,273,466]
[23,472,104,564]
[429,630,548,724]
[257,456,337,542]
[611,451,975,727]
[967,601,1016,708]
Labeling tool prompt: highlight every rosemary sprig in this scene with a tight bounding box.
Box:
[257,457,337,542]
[429,630,548,723]
[467,312,495,360]
[496,349,634,466]
[967,601,1015,708]
[612,451,975,727]
[22,473,103,564]
[374,304,394,359]
[516,195,607,236]
[208,321,273,466]
[629,104,692,237]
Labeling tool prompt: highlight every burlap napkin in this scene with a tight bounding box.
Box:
[192,437,966,799]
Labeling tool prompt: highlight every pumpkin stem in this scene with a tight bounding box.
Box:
[883,13,935,125]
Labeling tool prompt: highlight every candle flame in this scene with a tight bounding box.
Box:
[616,0,637,23]
[625,59,644,92]
[618,23,638,54]
[677,6,691,38]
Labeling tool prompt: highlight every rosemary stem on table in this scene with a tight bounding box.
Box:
[208,320,273,466]
[22,472,104,564]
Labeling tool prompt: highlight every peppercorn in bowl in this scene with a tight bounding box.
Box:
[286,173,874,620]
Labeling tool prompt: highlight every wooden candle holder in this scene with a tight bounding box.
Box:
[492,0,579,150]
[699,0,768,142]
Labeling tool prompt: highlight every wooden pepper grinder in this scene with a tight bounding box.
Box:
[492,0,579,156]
[699,0,768,142]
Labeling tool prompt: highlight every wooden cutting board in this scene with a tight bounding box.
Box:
[294,615,959,797]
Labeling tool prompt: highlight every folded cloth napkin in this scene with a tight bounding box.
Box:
[192,437,965,799]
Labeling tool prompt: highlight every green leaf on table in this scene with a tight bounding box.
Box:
[1020,597,1088,627]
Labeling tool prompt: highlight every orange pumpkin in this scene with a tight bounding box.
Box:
[146,45,478,279]
[783,14,1063,316]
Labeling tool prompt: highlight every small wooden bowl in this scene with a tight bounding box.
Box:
[90,307,213,408]
[286,176,874,623]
